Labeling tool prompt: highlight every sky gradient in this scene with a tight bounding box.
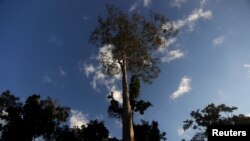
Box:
[1,0,250,140]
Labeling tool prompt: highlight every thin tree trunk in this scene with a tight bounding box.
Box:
[121,58,135,141]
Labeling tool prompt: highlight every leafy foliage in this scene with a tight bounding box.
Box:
[134,120,167,141]
[0,90,119,141]
[0,91,70,141]
[182,103,250,141]
[107,75,152,119]
[89,4,177,83]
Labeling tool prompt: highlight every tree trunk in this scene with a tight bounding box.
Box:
[121,58,135,141]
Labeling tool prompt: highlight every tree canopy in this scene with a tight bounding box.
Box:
[90,5,176,141]
[0,90,117,141]
[0,90,168,141]
[90,4,177,82]
[182,103,250,141]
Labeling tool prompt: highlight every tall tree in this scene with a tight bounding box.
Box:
[107,75,166,141]
[90,5,176,141]
[182,103,250,141]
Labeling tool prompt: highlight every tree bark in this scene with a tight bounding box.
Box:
[121,58,135,141]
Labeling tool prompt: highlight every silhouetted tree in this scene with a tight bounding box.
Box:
[0,90,70,141]
[134,120,167,141]
[55,120,119,141]
[90,5,177,141]
[55,125,81,141]
[81,120,109,141]
[0,90,120,141]
[182,103,250,141]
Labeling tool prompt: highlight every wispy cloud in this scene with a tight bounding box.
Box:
[178,127,192,139]
[48,34,63,46]
[143,0,152,7]
[81,63,95,77]
[243,64,250,78]
[244,64,250,72]
[129,2,139,12]
[70,110,89,128]
[170,0,212,31]
[80,45,122,103]
[159,1,212,61]
[160,49,184,63]
[213,36,225,46]
[170,0,207,9]
[170,76,191,100]
[129,0,152,11]
[170,0,187,8]
[59,67,67,76]
[158,37,177,52]
[178,128,185,136]
[173,8,212,31]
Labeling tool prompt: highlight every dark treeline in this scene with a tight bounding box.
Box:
[182,103,250,141]
[0,90,165,141]
[1,90,250,141]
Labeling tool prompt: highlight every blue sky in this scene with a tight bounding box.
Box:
[1,0,250,140]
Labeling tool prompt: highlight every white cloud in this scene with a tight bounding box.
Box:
[98,45,115,64]
[83,64,96,77]
[129,2,139,12]
[158,37,177,52]
[143,0,152,7]
[173,8,212,31]
[213,36,225,46]
[70,110,89,128]
[111,86,123,104]
[59,67,67,76]
[81,45,122,103]
[244,64,250,72]
[170,76,191,100]
[90,69,106,89]
[160,49,184,63]
[170,0,187,8]
[178,127,192,139]
[245,114,250,117]
[243,64,250,79]
[170,0,207,9]
[129,0,152,12]
[178,128,185,136]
